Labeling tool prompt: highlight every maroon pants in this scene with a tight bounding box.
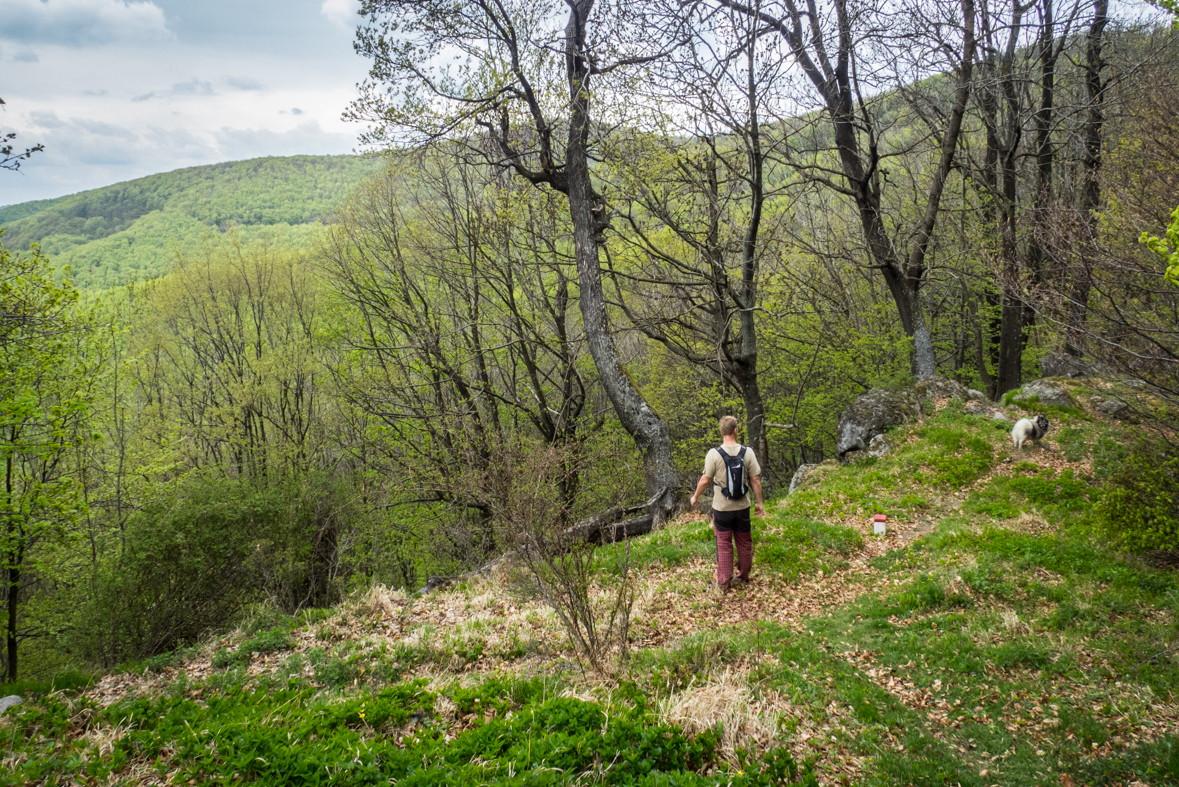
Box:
[713,524,753,586]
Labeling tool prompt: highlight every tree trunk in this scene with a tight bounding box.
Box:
[736,37,770,487]
[1025,0,1058,336]
[996,36,1025,396]
[565,1,677,523]
[1066,0,1108,357]
[4,453,16,682]
[6,561,17,682]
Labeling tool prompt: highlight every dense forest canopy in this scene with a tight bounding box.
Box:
[0,155,381,290]
[0,0,1178,691]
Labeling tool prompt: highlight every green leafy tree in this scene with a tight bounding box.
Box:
[1141,206,1179,287]
[1148,0,1178,26]
[0,235,101,680]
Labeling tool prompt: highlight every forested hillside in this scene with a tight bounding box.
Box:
[0,155,380,289]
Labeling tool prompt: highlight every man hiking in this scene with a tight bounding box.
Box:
[689,416,765,591]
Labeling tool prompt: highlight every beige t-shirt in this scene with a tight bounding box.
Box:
[703,444,761,512]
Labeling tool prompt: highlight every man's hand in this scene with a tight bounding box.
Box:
[690,474,711,511]
[754,502,765,517]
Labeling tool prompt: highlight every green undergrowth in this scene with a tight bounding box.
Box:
[2,674,815,787]
[7,397,1178,785]
[963,462,1093,522]
[621,513,861,582]
[0,669,93,699]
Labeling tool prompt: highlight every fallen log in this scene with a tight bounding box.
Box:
[417,487,668,594]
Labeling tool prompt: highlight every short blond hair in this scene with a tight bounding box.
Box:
[719,415,739,436]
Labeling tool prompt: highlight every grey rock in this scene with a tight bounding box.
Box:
[913,375,970,402]
[1012,380,1074,408]
[967,389,988,401]
[1040,353,1108,379]
[788,460,838,494]
[836,388,922,461]
[0,695,23,714]
[1091,396,1133,421]
[788,464,816,494]
[867,433,891,458]
[964,400,990,415]
[991,411,1010,422]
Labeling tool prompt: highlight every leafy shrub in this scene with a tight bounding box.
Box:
[67,471,361,668]
[1097,449,1179,552]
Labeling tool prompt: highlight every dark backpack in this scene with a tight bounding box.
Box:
[714,445,749,500]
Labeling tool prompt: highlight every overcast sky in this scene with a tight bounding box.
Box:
[0,0,370,206]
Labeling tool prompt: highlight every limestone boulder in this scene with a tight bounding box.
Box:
[1011,380,1074,408]
[0,696,22,715]
[913,375,970,403]
[835,388,923,461]
[867,434,891,458]
[1091,395,1134,421]
[789,460,838,494]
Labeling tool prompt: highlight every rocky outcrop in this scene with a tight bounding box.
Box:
[965,398,1010,421]
[1091,395,1133,421]
[1011,380,1074,408]
[789,460,839,494]
[835,388,922,461]
[1040,353,1108,379]
[867,434,891,458]
[913,375,970,403]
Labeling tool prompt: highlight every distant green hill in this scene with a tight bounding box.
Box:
[0,155,383,290]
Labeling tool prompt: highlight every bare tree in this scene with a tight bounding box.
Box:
[348,0,683,522]
[320,154,614,567]
[605,3,788,486]
[714,0,977,380]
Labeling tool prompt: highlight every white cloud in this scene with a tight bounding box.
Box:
[215,119,354,161]
[320,0,361,30]
[28,110,66,129]
[12,49,39,63]
[0,2,373,205]
[0,0,174,47]
[225,76,264,91]
[170,79,215,96]
[132,79,217,102]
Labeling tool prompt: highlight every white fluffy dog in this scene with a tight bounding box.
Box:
[1011,413,1050,449]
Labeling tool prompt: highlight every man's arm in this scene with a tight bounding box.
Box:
[750,475,765,517]
[689,475,711,509]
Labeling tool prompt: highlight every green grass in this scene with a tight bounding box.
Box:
[0,674,815,787]
[620,512,861,582]
[0,669,93,698]
[7,399,1179,785]
[963,463,1093,521]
